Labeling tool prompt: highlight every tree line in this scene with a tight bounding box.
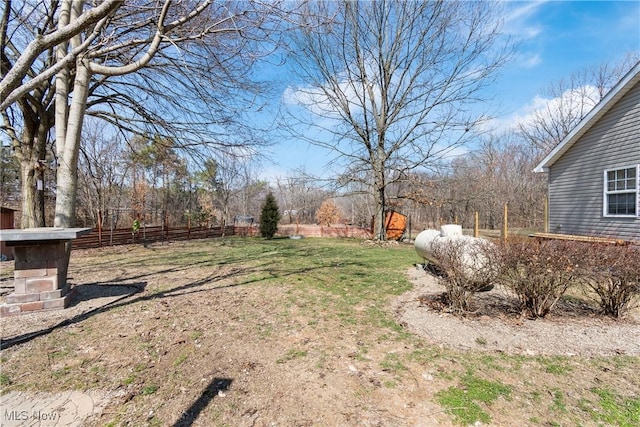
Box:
[0,123,544,232]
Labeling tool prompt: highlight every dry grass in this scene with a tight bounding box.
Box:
[1,237,639,426]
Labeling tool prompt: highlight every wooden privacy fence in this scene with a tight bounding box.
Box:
[80,221,609,248]
[275,224,372,239]
[72,225,239,249]
[71,223,374,249]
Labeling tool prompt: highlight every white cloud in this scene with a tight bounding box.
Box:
[517,85,599,128]
[483,84,601,134]
[503,0,548,38]
[516,52,542,68]
[483,85,600,133]
[504,0,548,24]
[283,54,397,124]
[501,0,548,69]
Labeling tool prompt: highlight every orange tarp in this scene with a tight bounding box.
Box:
[385,210,407,240]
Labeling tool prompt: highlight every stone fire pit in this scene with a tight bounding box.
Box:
[0,227,91,316]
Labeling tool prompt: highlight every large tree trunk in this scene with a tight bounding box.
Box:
[372,165,386,241]
[373,186,386,241]
[54,59,91,227]
[13,113,48,228]
[372,154,387,241]
[19,161,44,227]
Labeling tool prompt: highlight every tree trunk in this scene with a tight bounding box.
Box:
[15,121,48,228]
[372,155,387,241]
[54,59,91,227]
[19,161,39,227]
[373,185,386,241]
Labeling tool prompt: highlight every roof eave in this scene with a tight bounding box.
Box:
[533,61,640,172]
[533,166,549,174]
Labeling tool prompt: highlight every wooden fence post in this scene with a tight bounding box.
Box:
[165,212,169,242]
[110,212,114,246]
[97,210,102,244]
[502,203,508,243]
[474,211,479,238]
[544,196,549,233]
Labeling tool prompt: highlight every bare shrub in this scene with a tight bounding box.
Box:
[431,237,497,312]
[579,243,640,318]
[494,239,580,318]
[316,200,343,226]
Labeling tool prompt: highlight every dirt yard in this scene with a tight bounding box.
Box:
[1,240,639,426]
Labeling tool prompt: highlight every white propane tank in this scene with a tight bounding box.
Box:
[414,225,496,286]
[440,224,463,237]
[414,229,441,260]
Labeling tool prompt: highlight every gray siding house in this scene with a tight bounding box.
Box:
[534,62,640,242]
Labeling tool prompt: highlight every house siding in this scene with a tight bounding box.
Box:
[547,81,640,242]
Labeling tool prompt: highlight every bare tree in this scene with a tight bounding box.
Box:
[334,178,375,228]
[518,54,639,153]
[2,0,284,228]
[76,119,128,228]
[273,171,327,224]
[0,0,122,106]
[283,0,511,240]
[445,133,546,229]
[233,168,268,221]
[53,0,246,227]
[194,156,247,232]
[1,0,63,226]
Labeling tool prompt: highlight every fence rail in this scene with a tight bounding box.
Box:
[72,225,239,249]
[70,223,375,249]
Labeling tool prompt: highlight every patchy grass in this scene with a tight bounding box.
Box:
[537,355,574,375]
[435,370,511,425]
[276,348,308,364]
[587,388,640,426]
[1,237,639,426]
[0,372,11,386]
[141,384,159,395]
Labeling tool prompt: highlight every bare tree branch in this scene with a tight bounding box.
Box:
[0,0,122,102]
[283,0,511,239]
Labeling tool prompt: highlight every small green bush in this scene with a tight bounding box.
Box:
[259,192,281,239]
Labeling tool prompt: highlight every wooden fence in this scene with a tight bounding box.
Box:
[72,225,238,249]
[71,223,374,250]
[275,224,372,239]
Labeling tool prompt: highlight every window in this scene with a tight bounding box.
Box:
[604,165,638,217]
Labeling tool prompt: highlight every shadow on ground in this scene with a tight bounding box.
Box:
[172,378,233,427]
[0,281,146,350]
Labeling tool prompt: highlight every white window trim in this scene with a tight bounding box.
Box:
[602,164,640,218]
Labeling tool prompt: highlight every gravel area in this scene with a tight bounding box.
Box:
[395,266,640,357]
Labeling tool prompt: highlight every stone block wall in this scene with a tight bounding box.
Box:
[1,240,72,317]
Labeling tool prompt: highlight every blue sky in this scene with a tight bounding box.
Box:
[259,0,640,182]
[497,0,639,114]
